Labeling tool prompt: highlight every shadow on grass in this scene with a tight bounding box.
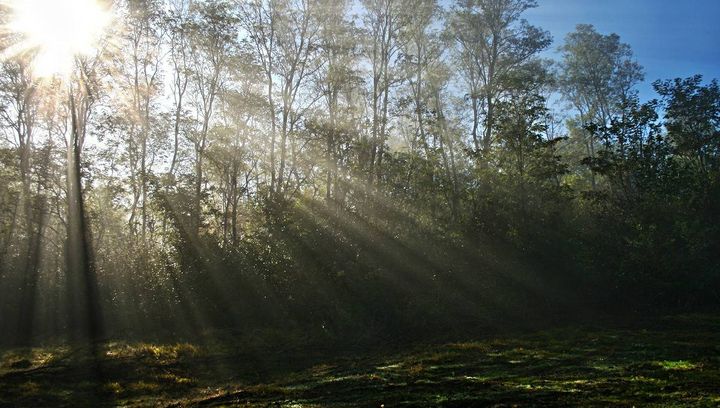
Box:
[1,315,720,407]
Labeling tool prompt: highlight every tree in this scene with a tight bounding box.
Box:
[166,0,191,178]
[186,0,238,236]
[494,63,562,232]
[0,59,44,343]
[314,0,360,204]
[654,76,720,171]
[398,0,440,156]
[207,52,264,246]
[273,0,322,198]
[450,0,551,164]
[115,0,166,243]
[239,0,279,195]
[363,0,406,184]
[559,24,644,189]
[66,59,105,343]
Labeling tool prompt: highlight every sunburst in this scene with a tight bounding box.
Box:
[2,0,112,78]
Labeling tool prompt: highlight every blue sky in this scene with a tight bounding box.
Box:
[524,0,720,101]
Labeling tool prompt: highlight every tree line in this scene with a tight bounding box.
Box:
[0,0,718,345]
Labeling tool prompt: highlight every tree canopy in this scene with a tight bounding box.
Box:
[0,0,717,347]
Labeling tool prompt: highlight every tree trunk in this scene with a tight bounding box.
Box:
[66,92,103,344]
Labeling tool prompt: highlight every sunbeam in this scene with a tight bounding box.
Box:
[0,0,717,406]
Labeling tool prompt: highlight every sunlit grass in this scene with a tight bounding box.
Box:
[1,315,719,406]
[656,360,700,371]
[103,342,201,361]
[103,381,122,395]
[0,346,67,372]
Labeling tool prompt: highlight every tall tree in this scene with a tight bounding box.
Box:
[559,24,644,189]
[119,0,165,242]
[314,0,359,203]
[239,0,279,195]
[273,0,322,197]
[398,0,441,157]
[186,0,238,235]
[0,59,44,343]
[167,0,191,178]
[363,0,405,184]
[451,0,551,165]
[65,58,105,343]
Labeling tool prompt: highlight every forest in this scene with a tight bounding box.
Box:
[0,0,718,406]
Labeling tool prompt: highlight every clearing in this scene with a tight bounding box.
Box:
[1,315,719,407]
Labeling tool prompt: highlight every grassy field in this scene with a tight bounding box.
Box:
[1,315,719,407]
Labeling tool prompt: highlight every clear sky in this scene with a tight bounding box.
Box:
[524,0,720,101]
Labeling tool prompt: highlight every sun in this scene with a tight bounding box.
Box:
[3,0,112,78]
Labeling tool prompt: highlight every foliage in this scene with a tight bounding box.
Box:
[0,0,717,350]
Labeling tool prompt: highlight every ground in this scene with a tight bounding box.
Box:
[1,315,719,407]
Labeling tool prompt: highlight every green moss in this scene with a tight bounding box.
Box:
[656,360,700,371]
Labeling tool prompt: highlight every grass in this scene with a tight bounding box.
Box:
[1,314,719,407]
